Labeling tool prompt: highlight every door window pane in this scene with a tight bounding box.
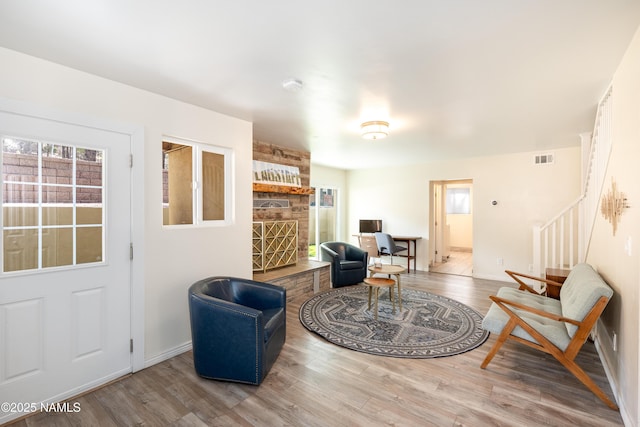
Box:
[42,184,73,203]
[77,227,103,264]
[42,206,73,226]
[4,182,38,204]
[3,184,38,227]
[77,205,102,225]
[2,137,105,273]
[42,228,73,268]
[3,229,38,272]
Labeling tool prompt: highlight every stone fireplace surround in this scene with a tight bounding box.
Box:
[252,140,330,298]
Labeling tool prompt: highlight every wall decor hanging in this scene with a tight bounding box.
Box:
[252,160,301,187]
[601,178,630,236]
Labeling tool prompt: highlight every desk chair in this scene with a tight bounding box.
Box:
[357,234,379,262]
[374,232,407,264]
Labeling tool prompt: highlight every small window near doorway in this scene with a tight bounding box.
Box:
[446,187,471,214]
[162,138,232,227]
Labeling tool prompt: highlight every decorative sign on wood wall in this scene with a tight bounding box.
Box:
[253,160,301,187]
[601,178,630,236]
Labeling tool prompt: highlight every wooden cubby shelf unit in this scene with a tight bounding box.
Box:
[252,220,298,272]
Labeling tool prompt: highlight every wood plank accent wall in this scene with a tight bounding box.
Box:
[253,140,311,262]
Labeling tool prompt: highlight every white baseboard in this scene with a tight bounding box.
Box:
[594,322,633,427]
[471,272,511,283]
[144,341,192,369]
[449,246,472,253]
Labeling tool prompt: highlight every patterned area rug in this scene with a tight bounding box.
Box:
[299,286,489,358]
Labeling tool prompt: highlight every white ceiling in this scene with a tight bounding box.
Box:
[1,1,639,169]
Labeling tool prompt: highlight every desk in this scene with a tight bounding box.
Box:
[391,236,421,273]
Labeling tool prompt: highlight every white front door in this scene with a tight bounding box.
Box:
[0,109,131,423]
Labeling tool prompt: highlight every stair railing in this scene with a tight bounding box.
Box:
[532,85,612,277]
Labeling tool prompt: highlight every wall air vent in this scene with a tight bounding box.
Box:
[534,153,554,165]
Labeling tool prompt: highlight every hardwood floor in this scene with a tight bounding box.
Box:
[430,250,473,276]
[11,271,623,426]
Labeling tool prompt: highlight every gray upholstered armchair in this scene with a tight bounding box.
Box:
[188,276,286,385]
[320,241,368,287]
[480,264,617,409]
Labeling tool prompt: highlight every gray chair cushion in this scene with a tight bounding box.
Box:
[559,263,613,337]
[482,287,570,351]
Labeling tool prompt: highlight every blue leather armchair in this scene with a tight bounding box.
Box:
[188,276,286,385]
[320,241,368,287]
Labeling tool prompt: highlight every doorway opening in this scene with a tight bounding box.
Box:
[308,187,338,260]
[429,179,473,276]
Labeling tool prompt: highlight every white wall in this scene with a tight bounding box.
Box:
[0,47,253,364]
[346,147,581,279]
[447,214,473,249]
[587,25,640,426]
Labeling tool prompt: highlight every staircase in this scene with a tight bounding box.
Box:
[532,85,613,277]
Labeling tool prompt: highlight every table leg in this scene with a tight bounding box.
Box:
[389,286,395,313]
[374,287,380,320]
[408,239,417,272]
[396,273,402,312]
[413,239,416,272]
[368,286,372,310]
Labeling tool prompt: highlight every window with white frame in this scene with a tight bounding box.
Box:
[162,138,232,226]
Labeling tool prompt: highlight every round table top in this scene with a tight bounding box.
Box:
[368,264,406,274]
[363,277,395,287]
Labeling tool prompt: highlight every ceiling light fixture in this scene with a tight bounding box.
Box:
[360,120,389,140]
[282,78,303,92]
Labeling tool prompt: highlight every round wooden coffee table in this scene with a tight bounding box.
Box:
[363,277,396,319]
[368,264,406,311]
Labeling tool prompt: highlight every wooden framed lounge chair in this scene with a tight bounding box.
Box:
[480,263,618,410]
